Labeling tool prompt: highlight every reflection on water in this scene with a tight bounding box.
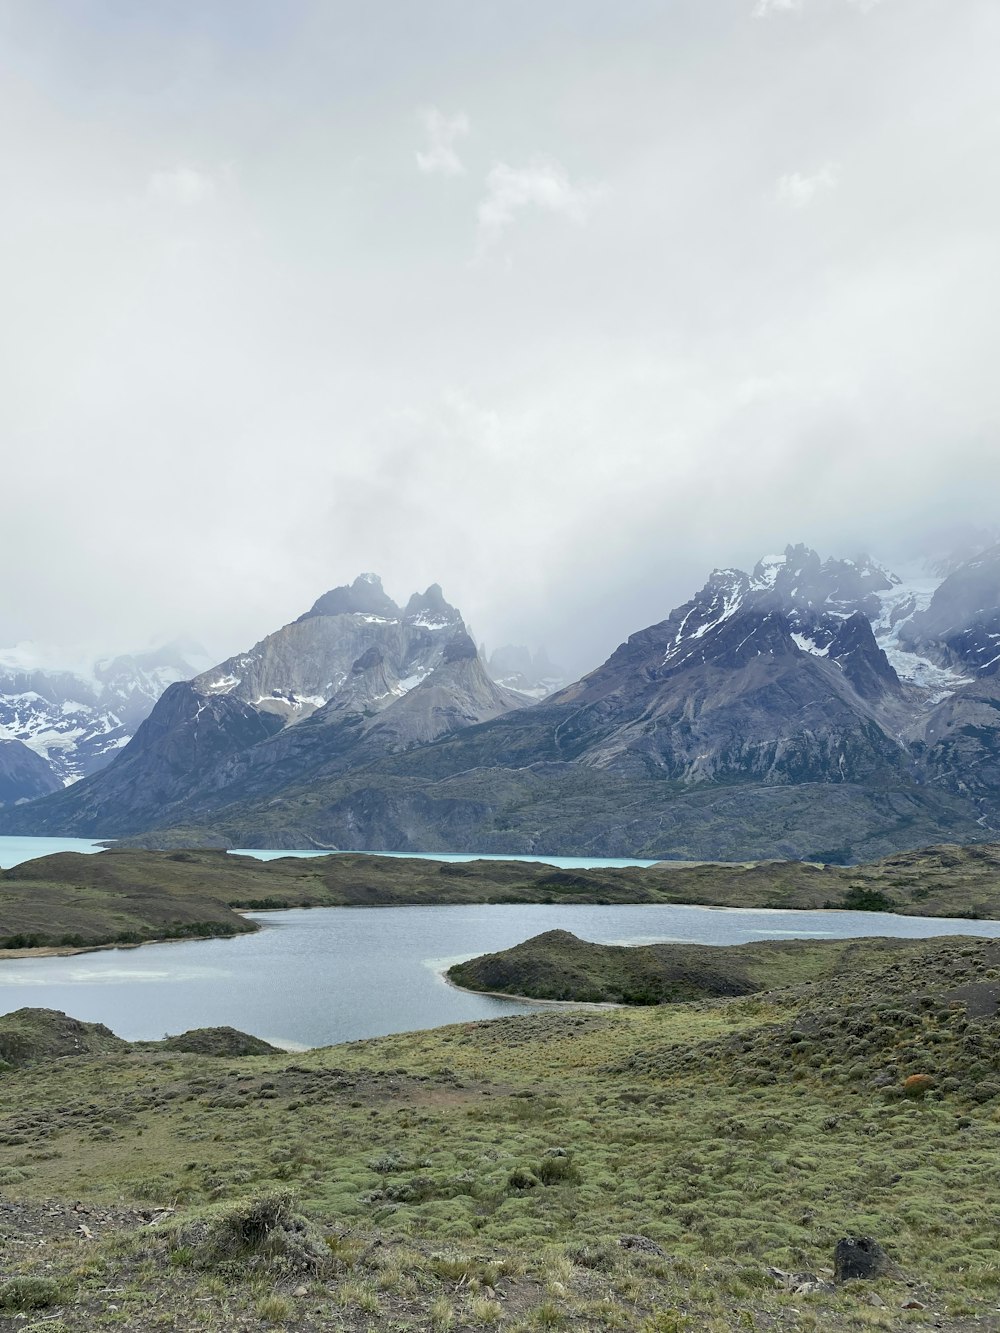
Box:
[2,902,998,1049]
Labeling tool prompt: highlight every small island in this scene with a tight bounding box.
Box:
[446,929,950,1005]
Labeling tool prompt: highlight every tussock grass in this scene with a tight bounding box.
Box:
[4,932,1000,1327]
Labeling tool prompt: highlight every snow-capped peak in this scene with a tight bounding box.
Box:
[0,639,209,785]
[750,552,790,590]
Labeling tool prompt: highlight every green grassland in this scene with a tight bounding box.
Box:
[3,840,1000,952]
[3,935,1000,1329]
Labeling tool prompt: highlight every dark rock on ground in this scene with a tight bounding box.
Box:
[834,1236,897,1282]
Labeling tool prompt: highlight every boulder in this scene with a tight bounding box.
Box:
[834,1236,895,1282]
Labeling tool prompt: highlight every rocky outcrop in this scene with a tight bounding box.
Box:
[0,1008,128,1068]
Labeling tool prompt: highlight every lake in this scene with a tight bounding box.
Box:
[2,900,998,1049]
[0,834,659,872]
[0,835,111,868]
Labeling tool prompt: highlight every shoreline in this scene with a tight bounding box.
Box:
[0,919,261,962]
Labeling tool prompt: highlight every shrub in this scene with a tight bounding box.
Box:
[837,887,900,912]
[508,1166,539,1190]
[186,1192,329,1273]
[0,1277,62,1311]
[565,1240,618,1270]
[639,1313,692,1333]
[537,1155,581,1186]
[369,1152,405,1174]
[470,1296,504,1324]
[903,1073,935,1098]
[430,1296,454,1330]
[383,1176,437,1203]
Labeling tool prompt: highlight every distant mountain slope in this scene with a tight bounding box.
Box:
[0,576,526,838]
[0,639,209,785]
[7,544,1000,863]
[0,737,63,806]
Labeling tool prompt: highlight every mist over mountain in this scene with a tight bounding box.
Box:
[485,645,567,700]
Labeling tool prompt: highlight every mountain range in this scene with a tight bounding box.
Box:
[4,544,1000,862]
[0,639,210,804]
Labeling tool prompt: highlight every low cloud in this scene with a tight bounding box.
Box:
[753,0,802,16]
[415,108,470,176]
[776,163,840,207]
[755,0,884,13]
[476,156,601,252]
[146,165,218,206]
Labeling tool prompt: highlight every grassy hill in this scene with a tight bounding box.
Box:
[446,930,935,1004]
[2,935,1000,1328]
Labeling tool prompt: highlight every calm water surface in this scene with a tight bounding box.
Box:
[231,848,661,869]
[0,835,109,867]
[2,901,998,1049]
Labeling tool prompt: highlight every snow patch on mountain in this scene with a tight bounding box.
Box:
[652,544,980,711]
[0,639,208,784]
[205,673,242,694]
[871,574,972,703]
[409,616,455,631]
[791,632,829,657]
[396,669,433,694]
[751,554,788,589]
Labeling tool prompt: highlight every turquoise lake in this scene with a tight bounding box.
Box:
[3,836,998,1050]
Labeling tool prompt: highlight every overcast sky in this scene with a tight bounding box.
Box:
[2,0,999,676]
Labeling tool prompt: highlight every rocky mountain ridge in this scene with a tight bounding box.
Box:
[0,575,526,836]
[6,544,1000,862]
